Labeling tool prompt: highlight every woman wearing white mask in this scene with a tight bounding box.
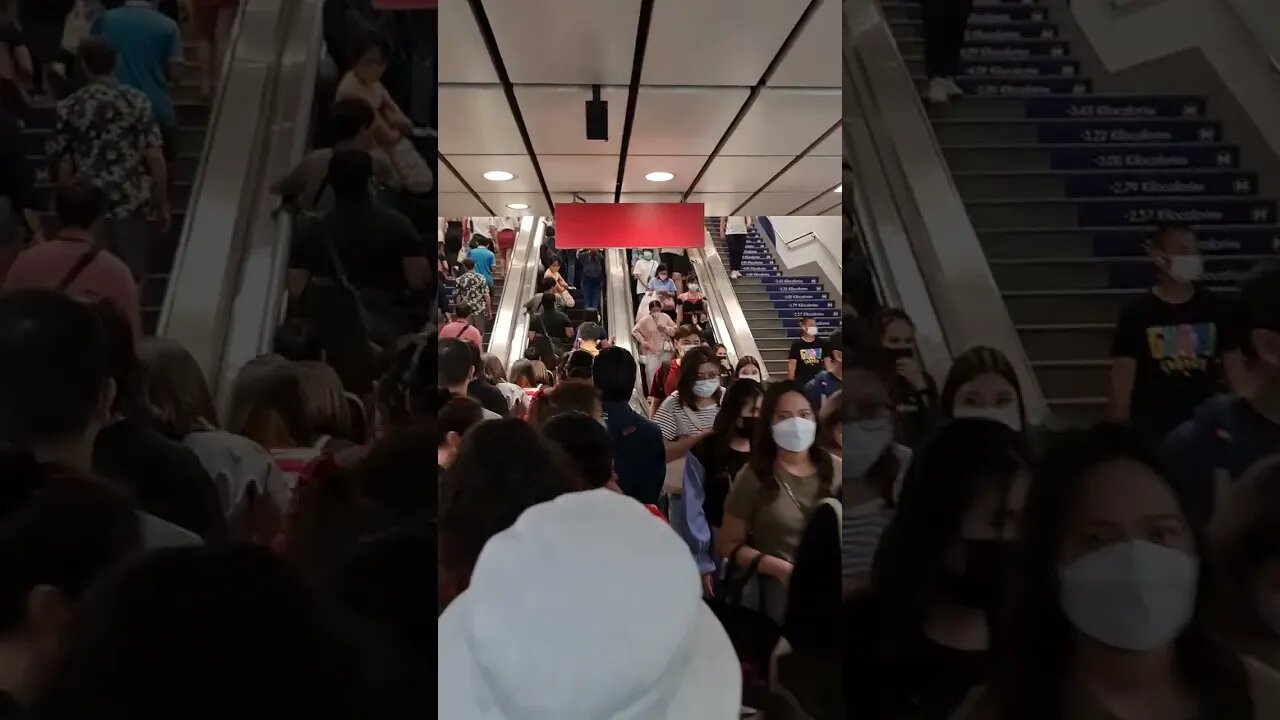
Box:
[654,349,723,556]
[941,346,1027,435]
[953,425,1280,719]
[718,382,839,621]
[1210,454,1280,672]
[631,249,659,313]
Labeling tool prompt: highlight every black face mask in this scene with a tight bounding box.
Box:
[885,346,913,362]
[946,539,1016,612]
[737,416,757,439]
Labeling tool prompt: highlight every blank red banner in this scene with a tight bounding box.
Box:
[553,203,705,249]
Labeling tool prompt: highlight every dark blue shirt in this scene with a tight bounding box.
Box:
[804,370,841,413]
[1162,394,1280,525]
[602,400,666,505]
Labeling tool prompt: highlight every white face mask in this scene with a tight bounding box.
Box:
[843,419,894,479]
[771,417,816,453]
[954,405,1023,432]
[687,283,699,292]
[802,325,816,338]
[1059,540,1198,651]
[692,379,720,398]
[1167,254,1203,283]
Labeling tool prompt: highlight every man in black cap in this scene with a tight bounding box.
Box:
[1164,268,1280,524]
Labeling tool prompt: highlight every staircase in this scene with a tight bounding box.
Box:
[882,0,1277,425]
[23,45,210,335]
[705,218,841,378]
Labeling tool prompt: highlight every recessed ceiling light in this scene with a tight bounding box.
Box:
[507,203,529,210]
[645,171,675,182]
[834,185,842,193]
[483,170,516,182]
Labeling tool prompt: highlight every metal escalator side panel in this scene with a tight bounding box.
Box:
[688,230,769,382]
[159,0,302,392]
[488,216,542,370]
[844,0,1050,424]
[603,248,648,414]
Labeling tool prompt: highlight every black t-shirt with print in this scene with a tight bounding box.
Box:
[788,338,825,389]
[1111,288,1238,447]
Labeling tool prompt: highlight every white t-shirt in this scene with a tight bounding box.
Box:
[632,257,658,294]
[724,216,749,235]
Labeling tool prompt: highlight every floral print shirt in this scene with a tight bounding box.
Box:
[55,79,162,219]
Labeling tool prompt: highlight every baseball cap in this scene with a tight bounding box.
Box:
[437,489,741,719]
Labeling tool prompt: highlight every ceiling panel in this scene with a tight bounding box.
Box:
[767,156,843,193]
[439,193,490,216]
[741,192,834,216]
[621,155,707,193]
[810,128,840,156]
[540,156,621,194]
[692,155,792,193]
[719,88,840,156]
[438,1,497,84]
[685,192,754,215]
[437,160,465,192]
[483,0,641,85]
[443,155,543,194]
[479,192,553,216]
[515,85,629,156]
[643,0,807,86]
[769,0,841,88]
[628,87,749,155]
[439,86,526,155]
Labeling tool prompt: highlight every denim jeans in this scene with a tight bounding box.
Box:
[558,248,577,286]
[580,275,602,310]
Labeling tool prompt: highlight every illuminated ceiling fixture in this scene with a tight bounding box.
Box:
[834,185,842,193]
[645,171,675,182]
[483,170,516,182]
[507,203,529,210]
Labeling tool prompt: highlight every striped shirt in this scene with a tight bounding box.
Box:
[842,498,894,578]
[654,392,719,441]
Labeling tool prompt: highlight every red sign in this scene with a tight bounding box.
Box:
[553,203,705,250]
[373,0,435,8]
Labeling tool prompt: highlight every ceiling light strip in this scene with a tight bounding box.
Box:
[679,0,823,201]
[730,120,841,215]
[466,0,555,212]
[613,0,657,203]
[439,152,495,215]
[785,181,844,216]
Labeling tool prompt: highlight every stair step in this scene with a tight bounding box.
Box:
[988,256,1267,290]
[933,118,1221,146]
[929,94,1208,120]
[942,142,1240,172]
[977,225,1280,258]
[890,20,1060,42]
[918,76,1091,96]
[1017,323,1116,359]
[956,169,1258,199]
[897,37,1073,61]
[882,3,1049,22]
[965,197,1276,229]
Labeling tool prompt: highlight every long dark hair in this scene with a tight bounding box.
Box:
[675,347,722,408]
[749,381,834,503]
[940,345,1025,429]
[870,419,1031,650]
[986,425,1250,719]
[711,379,763,460]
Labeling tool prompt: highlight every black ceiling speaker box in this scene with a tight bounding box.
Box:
[586,85,608,141]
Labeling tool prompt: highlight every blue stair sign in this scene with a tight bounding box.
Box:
[960,77,1091,95]
[1077,199,1276,227]
[1092,228,1280,256]
[1036,121,1219,145]
[1025,96,1206,120]
[1063,172,1256,198]
[1048,145,1238,171]
[962,42,1070,60]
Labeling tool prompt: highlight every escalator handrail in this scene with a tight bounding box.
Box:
[488,216,542,370]
[689,231,769,381]
[603,249,649,415]
[845,0,1050,424]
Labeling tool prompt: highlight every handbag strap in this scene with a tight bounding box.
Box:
[56,246,101,291]
[777,475,805,514]
[318,223,355,292]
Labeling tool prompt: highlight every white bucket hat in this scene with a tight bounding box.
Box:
[438,489,741,719]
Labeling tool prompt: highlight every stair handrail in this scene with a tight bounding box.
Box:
[845,0,1051,424]
[159,0,305,397]
[781,231,845,271]
[691,230,769,381]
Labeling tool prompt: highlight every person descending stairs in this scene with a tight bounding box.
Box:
[706,217,840,378]
[881,0,1278,425]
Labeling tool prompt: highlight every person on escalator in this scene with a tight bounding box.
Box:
[875,308,939,448]
[335,31,432,194]
[631,248,658,313]
[632,299,677,394]
[466,237,495,288]
[438,304,482,353]
[533,290,575,358]
[286,150,428,359]
[676,276,706,327]
[4,181,140,337]
[804,331,843,414]
[437,337,505,419]
[272,98,399,214]
[645,264,677,323]
[648,326,704,418]
[94,0,183,167]
[54,38,170,287]
[577,248,603,311]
